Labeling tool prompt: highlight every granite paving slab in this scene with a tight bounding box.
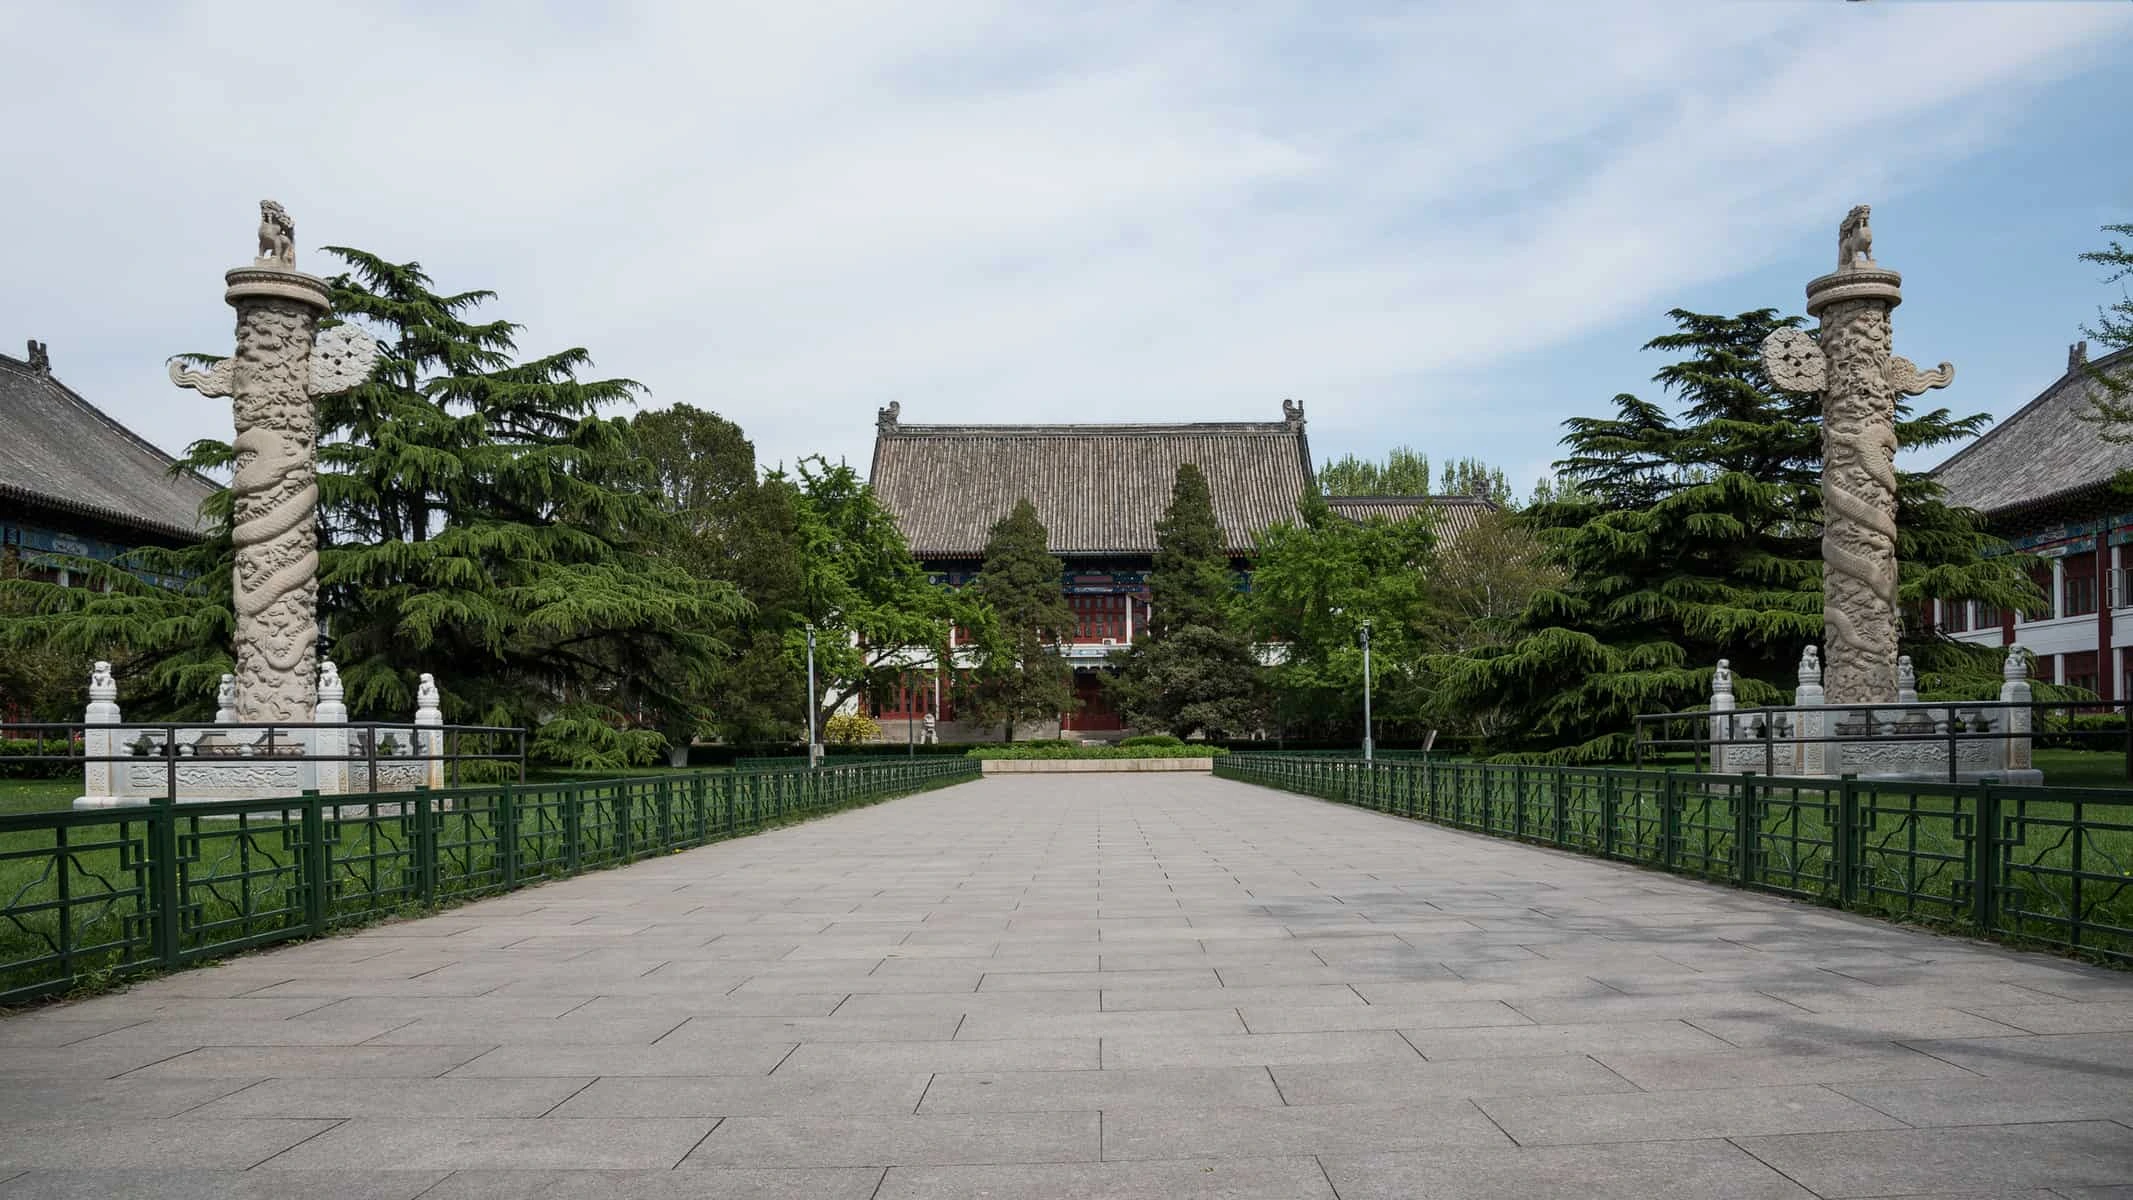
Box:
[262,1118,717,1171]
[0,1169,445,1199]
[1321,1140,1819,1199]
[875,1157,1335,1199]
[1734,1122,2133,1196]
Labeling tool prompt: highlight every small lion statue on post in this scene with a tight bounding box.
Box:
[256,200,295,268]
[1838,204,1873,270]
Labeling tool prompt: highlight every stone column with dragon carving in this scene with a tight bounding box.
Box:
[169,202,379,725]
[1760,205,1954,708]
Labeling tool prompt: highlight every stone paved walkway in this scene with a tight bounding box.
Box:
[2,774,2132,1198]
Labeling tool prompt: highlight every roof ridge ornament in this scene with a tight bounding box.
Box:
[1282,398,1303,430]
[25,339,49,375]
[877,400,901,432]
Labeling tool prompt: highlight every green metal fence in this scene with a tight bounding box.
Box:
[0,758,978,1005]
[1216,754,2133,965]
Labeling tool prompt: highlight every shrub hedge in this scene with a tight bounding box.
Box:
[0,739,77,780]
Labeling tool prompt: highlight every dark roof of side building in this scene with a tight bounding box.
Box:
[1931,342,2133,520]
[869,401,1313,558]
[0,342,217,540]
[1324,495,1499,540]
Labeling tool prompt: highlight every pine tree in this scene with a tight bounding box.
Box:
[1146,464,1232,636]
[962,500,1075,741]
[633,405,807,752]
[312,249,746,765]
[1429,309,2044,761]
[0,521,234,720]
[2077,223,2133,441]
[1112,464,1265,738]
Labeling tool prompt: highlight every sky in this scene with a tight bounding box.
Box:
[3,1,2130,500]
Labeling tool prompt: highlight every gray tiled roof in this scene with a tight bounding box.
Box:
[0,345,216,540]
[870,407,1313,558]
[1931,345,2133,517]
[1325,495,1498,540]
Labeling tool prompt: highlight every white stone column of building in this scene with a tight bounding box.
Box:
[2051,557,2067,621]
[2115,543,2127,701]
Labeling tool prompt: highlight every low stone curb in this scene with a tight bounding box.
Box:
[978,758,1215,773]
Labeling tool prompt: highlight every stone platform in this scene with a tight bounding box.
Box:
[1,774,2129,1197]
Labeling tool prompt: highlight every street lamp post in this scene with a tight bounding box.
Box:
[1360,618,1374,764]
[804,623,820,768]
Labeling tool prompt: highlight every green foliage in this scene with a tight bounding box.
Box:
[1437,458,1513,504]
[0,556,108,721]
[962,500,1076,741]
[1429,308,2044,761]
[1118,733,1184,749]
[0,532,235,721]
[1428,510,1563,655]
[1111,465,1266,739]
[2077,222,2133,441]
[788,458,961,735]
[1249,493,1438,740]
[1251,497,1559,743]
[1146,464,1233,636]
[307,247,747,765]
[966,743,1224,759]
[1318,446,1437,496]
[633,405,807,749]
[824,712,882,744]
[0,740,75,780]
[1317,449,1513,506]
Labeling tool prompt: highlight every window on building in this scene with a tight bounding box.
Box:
[1067,594,1127,642]
[2019,566,2051,622]
[1941,601,1971,634]
[1975,604,2001,628]
[2066,561,2099,618]
[2065,651,2099,697]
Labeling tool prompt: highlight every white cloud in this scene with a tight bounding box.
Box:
[2,1,2126,481]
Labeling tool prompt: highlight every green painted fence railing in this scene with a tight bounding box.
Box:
[0,757,979,1005]
[1217,754,2133,965]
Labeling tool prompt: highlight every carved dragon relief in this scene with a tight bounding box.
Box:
[1757,206,1954,706]
[168,202,382,723]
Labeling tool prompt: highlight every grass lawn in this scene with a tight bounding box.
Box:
[2034,749,2131,789]
[0,778,82,817]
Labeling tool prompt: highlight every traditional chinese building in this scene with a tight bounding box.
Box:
[0,340,215,586]
[1930,342,2133,701]
[865,400,1494,739]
